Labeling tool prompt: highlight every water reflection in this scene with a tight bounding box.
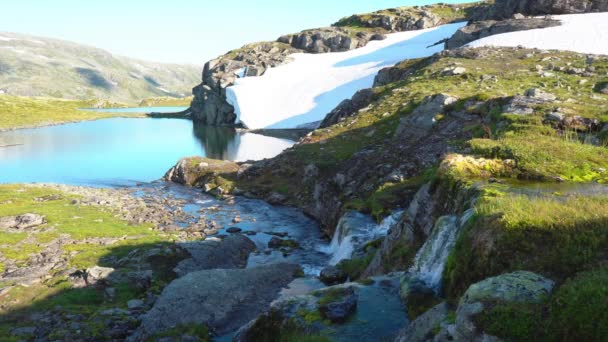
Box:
[0,118,294,185]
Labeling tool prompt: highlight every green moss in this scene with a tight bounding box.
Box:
[406,292,441,320]
[547,266,608,341]
[316,287,351,306]
[336,253,375,281]
[297,308,324,324]
[475,302,543,341]
[152,323,210,341]
[445,191,608,300]
[0,244,44,263]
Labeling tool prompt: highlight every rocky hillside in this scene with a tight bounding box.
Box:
[164,0,608,339]
[189,2,480,126]
[0,32,199,104]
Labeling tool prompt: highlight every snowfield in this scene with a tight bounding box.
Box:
[468,13,608,55]
[226,23,466,129]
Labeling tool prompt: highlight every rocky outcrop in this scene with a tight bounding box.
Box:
[0,213,45,230]
[138,263,302,337]
[333,4,467,31]
[394,94,458,139]
[446,17,561,49]
[164,156,240,194]
[395,302,449,342]
[278,28,384,54]
[471,0,608,21]
[319,89,376,128]
[173,235,256,276]
[451,271,555,341]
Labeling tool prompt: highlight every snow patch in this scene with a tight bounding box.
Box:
[226,23,465,129]
[468,13,608,55]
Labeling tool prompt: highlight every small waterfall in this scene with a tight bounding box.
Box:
[323,210,403,265]
[409,209,475,291]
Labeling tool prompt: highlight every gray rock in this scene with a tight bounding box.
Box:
[226,227,243,234]
[174,234,256,276]
[319,265,348,285]
[0,213,45,230]
[525,88,556,101]
[598,83,608,95]
[318,286,358,323]
[139,263,302,336]
[394,94,458,139]
[11,326,36,336]
[127,299,145,310]
[441,67,467,76]
[470,0,608,21]
[395,302,449,342]
[319,88,375,128]
[454,271,554,341]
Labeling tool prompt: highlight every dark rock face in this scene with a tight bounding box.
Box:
[173,235,256,276]
[319,89,375,128]
[472,0,608,21]
[138,263,302,336]
[319,266,348,285]
[318,287,358,323]
[446,17,561,49]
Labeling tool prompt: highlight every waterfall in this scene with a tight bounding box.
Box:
[323,210,404,265]
[409,208,475,291]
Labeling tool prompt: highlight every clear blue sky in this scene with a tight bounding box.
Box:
[0,0,468,65]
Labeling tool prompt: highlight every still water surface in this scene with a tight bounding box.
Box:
[0,118,294,186]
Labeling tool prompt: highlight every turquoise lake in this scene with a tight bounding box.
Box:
[0,117,295,186]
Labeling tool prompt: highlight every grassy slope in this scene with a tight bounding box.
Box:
[0,95,133,130]
[0,32,199,104]
[0,185,184,340]
[219,46,608,339]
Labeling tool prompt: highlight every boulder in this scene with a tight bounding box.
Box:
[394,94,458,139]
[173,234,256,276]
[395,302,449,342]
[0,213,45,230]
[453,271,555,341]
[318,287,358,323]
[319,88,375,128]
[139,263,303,336]
[164,157,239,188]
[319,266,348,285]
[524,88,556,101]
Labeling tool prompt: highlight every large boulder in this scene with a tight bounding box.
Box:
[394,94,458,140]
[319,88,375,128]
[395,302,449,342]
[453,271,555,341]
[138,263,302,337]
[164,156,239,189]
[173,235,256,277]
[0,213,45,230]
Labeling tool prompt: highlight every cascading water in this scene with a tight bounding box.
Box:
[323,210,403,265]
[409,208,475,291]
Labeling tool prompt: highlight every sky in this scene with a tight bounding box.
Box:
[0,0,467,66]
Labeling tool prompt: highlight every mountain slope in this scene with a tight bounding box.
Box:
[0,32,199,104]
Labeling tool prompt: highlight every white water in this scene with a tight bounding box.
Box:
[324,210,403,265]
[409,209,475,291]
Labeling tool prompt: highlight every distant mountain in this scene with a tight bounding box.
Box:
[0,32,199,104]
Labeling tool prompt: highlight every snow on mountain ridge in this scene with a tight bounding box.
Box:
[226,22,466,130]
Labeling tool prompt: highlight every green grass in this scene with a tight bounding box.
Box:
[475,266,608,341]
[138,96,193,107]
[0,95,130,130]
[444,190,608,299]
